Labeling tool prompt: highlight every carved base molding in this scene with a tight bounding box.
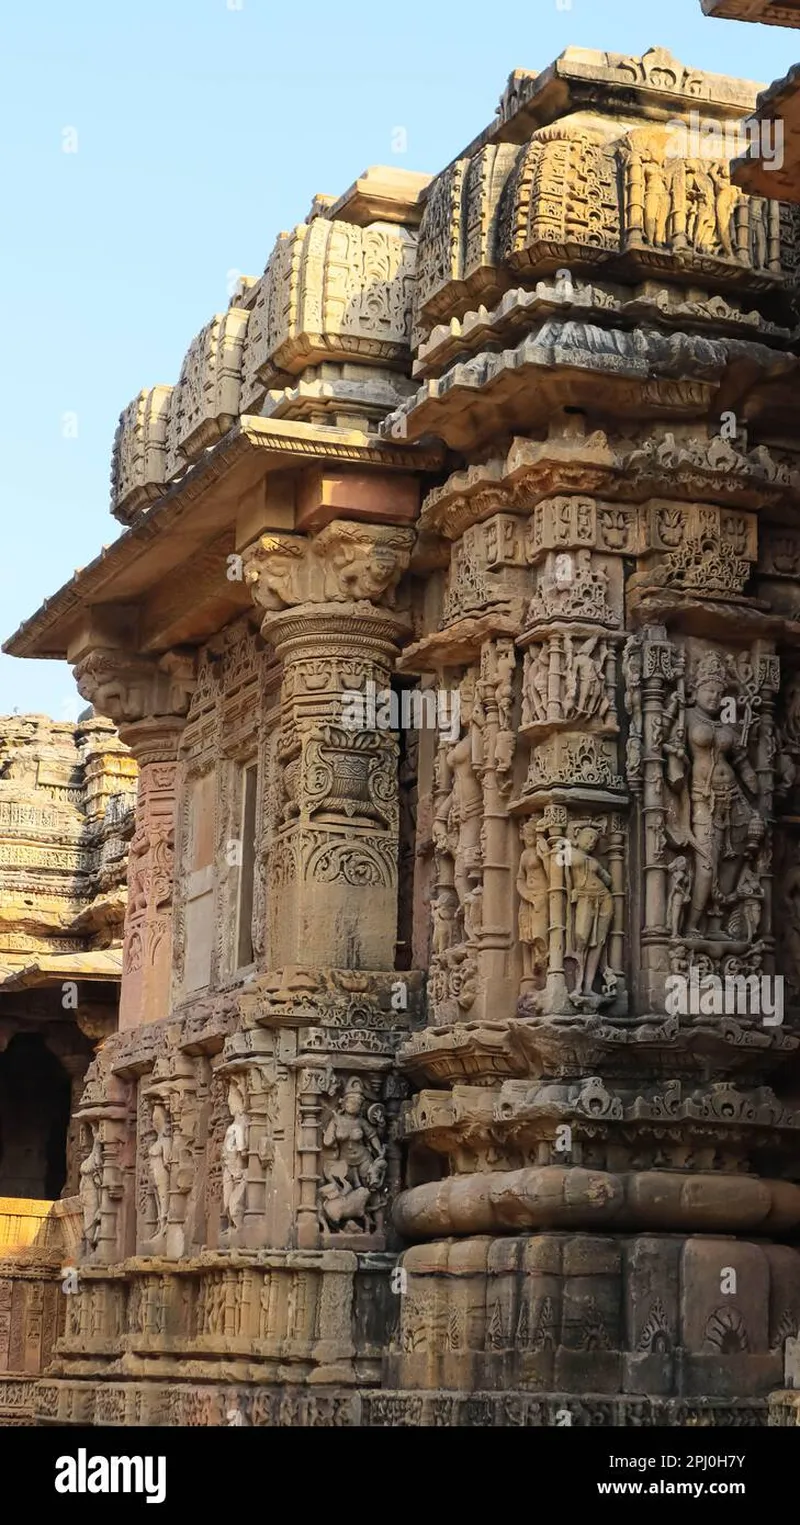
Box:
[0,1378,42,1425]
[394,1170,800,1237]
[23,1230,797,1424]
[769,1392,800,1426]
[51,1250,397,1389]
[389,1233,800,1401]
[29,1380,768,1428]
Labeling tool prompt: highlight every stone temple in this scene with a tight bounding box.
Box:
[4,31,800,1426]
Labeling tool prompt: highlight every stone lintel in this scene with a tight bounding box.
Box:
[295,467,420,534]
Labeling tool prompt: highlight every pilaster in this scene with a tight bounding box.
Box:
[72,649,196,1029]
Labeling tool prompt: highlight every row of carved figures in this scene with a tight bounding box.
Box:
[428,633,800,1006]
[625,149,779,267]
[78,1070,391,1256]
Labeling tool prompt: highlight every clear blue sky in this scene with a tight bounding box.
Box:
[0,0,793,719]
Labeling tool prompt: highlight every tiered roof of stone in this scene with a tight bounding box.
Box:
[6,48,800,667]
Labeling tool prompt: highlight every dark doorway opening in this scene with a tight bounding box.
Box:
[0,1033,71,1199]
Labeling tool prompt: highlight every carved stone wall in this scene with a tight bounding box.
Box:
[13,48,800,1427]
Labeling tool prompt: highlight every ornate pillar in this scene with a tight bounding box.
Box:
[72,648,196,1029]
[239,519,418,1256]
[244,520,413,971]
[73,1058,135,1267]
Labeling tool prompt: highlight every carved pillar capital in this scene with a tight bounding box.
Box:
[72,647,197,749]
[116,715,187,767]
[257,604,411,666]
[243,519,414,617]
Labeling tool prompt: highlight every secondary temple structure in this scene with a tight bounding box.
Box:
[7,44,800,1426]
[0,713,135,1420]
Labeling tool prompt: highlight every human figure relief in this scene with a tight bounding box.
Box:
[79,1126,103,1252]
[563,634,610,722]
[463,882,484,944]
[491,641,517,787]
[431,815,456,890]
[688,168,717,253]
[622,633,644,786]
[564,822,615,998]
[222,1079,248,1233]
[775,672,800,801]
[643,155,670,247]
[493,642,516,734]
[664,650,762,937]
[431,888,458,958]
[710,165,737,259]
[319,1078,387,1235]
[667,854,692,940]
[750,197,768,269]
[127,819,174,916]
[719,820,766,943]
[127,824,151,916]
[517,819,550,986]
[147,1099,172,1240]
[432,675,484,927]
[524,645,550,723]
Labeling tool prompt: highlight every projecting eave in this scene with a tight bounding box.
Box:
[0,949,123,992]
[701,0,800,26]
[731,66,800,200]
[4,415,444,663]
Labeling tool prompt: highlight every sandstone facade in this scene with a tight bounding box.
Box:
[0,714,135,1422]
[5,44,800,1426]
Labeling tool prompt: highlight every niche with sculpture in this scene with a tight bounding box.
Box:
[318,1075,388,1240]
[219,1068,276,1247]
[517,812,621,1014]
[624,630,780,1010]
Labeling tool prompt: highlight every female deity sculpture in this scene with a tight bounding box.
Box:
[564,822,615,998]
[432,674,484,928]
[664,649,762,937]
[222,1079,249,1233]
[643,153,671,247]
[148,1099,172,1240]
[710,163,738,259]
[79,1125,103,1252]
[516,819,550,987]
[319,1078,387,1235]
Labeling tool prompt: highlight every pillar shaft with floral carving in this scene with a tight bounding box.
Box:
[72,649,196,1028]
